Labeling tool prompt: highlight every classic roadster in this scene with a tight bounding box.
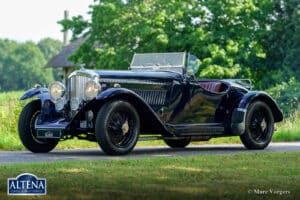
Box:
[18,52,283,155]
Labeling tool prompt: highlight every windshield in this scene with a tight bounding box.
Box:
[130,52,186,74]
[130,52,201,75]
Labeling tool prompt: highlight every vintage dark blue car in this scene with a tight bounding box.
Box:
[18,52,283,155]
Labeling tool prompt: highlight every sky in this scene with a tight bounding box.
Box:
[0,0,94,42]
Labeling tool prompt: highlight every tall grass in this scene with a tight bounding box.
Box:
[0,91,299,151]
[274,108,300,141]
[0,91,24,150]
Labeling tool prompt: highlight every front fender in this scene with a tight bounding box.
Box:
[231,91,283,135]
[96,88,138,101]
[20,87,50,102]
[20,87,61,123]
[94,88,172,136]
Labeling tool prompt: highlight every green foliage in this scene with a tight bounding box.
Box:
[59,0,300,88]
[0,39,54,91]
[58,0,300,116]
[59,0,270,81]
[37,38,63,80]
[267,78,300,117]
[37,37,63,61]
[259,0,300,87]
[274,107,300,141]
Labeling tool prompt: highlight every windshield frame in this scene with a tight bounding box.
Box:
[130,52,186,74]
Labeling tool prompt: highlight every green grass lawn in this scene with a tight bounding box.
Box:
[0,152,298,200]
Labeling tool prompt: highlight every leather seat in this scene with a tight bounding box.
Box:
[199,82,223,93]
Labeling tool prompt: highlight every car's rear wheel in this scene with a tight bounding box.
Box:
[95,100,140,155]
[18,100,58,153]
[164,137,191,148]
[240,101,274,149]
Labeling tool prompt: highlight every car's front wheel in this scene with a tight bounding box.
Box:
[240,101,274,149]
[95,100,140,155]
[164,137,191,148]
[18,100,58,153]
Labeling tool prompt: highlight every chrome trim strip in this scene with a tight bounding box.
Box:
[100,78,168,86]
[68,69,99,79]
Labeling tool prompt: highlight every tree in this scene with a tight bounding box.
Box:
[37,38,63,61]
[59,0,300,89]
[260,0,300,87]
[59,0,271,82]
[0,39,53,91]
[37,38,63,80]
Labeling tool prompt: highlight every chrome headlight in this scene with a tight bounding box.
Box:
[84,80,101,100]
[49,81,65,101]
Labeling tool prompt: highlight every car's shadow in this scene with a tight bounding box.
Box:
[41,145,254,158]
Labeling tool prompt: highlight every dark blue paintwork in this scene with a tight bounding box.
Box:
[19,68,283,139]
[96,87,142,101]
[21,87,63,128]
[237,91,283,122]
[95,70,183,81]
[20,87,49,101]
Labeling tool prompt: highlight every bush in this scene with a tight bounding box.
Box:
[267,78,300,117]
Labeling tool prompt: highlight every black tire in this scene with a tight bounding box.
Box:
[95,100,140,155]
[240,101,274,149]
[18,100,58,153]
[164,137,191,148]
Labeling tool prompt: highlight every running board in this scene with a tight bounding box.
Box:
[166,123,224,136]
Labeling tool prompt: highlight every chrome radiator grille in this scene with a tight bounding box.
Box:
[68,75,91,102]
[133,89,167,105]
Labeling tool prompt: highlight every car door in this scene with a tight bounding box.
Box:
[166,79,228,124]
[165,54,229,124]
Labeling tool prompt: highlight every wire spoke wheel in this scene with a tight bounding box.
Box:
[30,111,48,144]
[249,110,269,142]
[96,100,140,155]
[240,101,274,149]
[107,110,135,147]
[18,100,58,153]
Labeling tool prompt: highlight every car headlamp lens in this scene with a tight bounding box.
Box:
[49,82,65,101]
[85,80,101,100]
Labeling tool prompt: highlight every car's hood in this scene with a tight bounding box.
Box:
[95,70,183,81]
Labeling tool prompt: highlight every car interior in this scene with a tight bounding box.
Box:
[198,81,229,93]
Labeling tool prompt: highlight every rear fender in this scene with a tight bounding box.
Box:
[231,91,283,135]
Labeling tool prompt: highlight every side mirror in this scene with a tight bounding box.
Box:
[187,54,200,77]
[187,69,195,77]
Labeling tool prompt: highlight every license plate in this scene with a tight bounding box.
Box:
[36,130,62,139]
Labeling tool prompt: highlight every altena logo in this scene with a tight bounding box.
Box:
[7,173,46,195]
